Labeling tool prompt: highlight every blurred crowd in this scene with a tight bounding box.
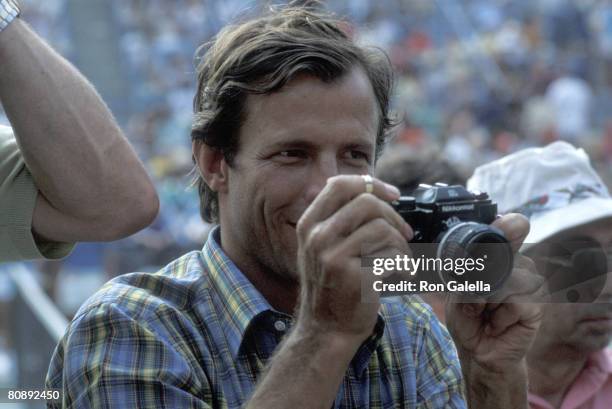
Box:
[1,0,612,313]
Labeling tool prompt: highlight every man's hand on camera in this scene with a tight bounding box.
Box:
[445,213,544,409]
[294,174,412,342]
[246,175,412,409]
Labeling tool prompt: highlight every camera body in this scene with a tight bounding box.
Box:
[391,183,513,293]
[392,183,497,243]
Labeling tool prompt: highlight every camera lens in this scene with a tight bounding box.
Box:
[436,222,514,293]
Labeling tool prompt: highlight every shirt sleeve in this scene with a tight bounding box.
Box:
[45,301,213,409]
[0,125,74,262]
[414,307,466,409]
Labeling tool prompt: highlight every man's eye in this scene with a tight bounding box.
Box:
[279,150,305,157]
[275,150,308,162]
[346,150,370,162]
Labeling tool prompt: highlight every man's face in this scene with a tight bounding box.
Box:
[533,217,612,352]
[218,67,379,283]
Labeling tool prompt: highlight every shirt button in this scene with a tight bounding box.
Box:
[274,320,287,332]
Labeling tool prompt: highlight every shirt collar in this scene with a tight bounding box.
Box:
[527,348,612,409]
[352,316,386,378]
[201,226,275,359]
[201,226,386,366]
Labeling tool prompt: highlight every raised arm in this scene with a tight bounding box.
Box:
[0,5,158,245]
[446,215,543,409]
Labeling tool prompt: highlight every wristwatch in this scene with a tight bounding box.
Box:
[0,0,20,34]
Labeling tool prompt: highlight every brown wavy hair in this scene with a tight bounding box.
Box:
[191,3,396,223]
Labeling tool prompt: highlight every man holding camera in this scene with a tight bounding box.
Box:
[47,5,542,408]
[0,0,158,262]
[468,142,612,409]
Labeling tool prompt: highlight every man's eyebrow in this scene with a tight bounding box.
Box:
[264,139,318,151]
[344,141,375,152]
[263,138,375,152]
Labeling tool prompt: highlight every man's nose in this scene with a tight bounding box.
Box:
[303,155,340,205]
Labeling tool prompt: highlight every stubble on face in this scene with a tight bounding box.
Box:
[217,67,379,310]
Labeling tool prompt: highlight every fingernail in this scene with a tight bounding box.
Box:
[385,183,400,197]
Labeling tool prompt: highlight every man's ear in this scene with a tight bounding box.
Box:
[192,140,229,193]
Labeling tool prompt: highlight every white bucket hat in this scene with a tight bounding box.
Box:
[467,141,612,249]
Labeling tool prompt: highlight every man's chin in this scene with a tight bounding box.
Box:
[278,256,299,282]
[271,247,299,282]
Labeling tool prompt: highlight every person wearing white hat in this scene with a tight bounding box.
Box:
[468,141,612,409]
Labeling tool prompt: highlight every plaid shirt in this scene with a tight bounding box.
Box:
[46,228,465,408]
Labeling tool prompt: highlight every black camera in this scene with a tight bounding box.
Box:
[391,183,514,293]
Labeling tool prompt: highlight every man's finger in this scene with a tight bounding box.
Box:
[492,213,530,253]
[339,217,411,259]
[298,175,400,234]
[486,301,540,337]
[486,303,518,336]
[326,193,412,241]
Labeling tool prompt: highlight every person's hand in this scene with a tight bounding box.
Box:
[445,214,544,373]
[294,175,412,342]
